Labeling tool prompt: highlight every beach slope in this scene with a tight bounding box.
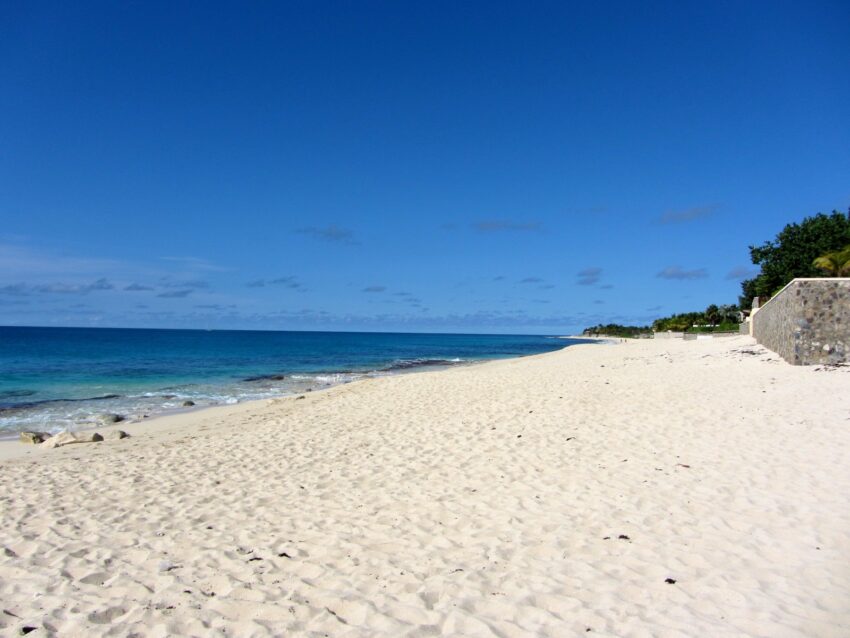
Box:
[1,336,848,637]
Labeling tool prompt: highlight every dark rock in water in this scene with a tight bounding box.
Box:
[19,431,49,444]
[244,373,286,382]
[0,389,36,400]
[2,393,122,414]
[381,358,466,372]
[99,413,124,424]
[182,400,195,407]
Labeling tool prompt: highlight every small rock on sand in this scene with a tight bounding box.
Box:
[41,431,80,449]
[75,432,104,443]
[41,431,104,448]
[104,430,130,440]
[19,431,49,445]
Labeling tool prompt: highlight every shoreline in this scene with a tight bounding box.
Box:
[0,342,593,461]
[1,329,582,439]
[2,335,849,636]
[0,340,593,446]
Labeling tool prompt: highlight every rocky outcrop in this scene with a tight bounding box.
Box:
[19,431,49,444]
[41,431,84,449]
[104,430,130,440]
[41,430,104,448]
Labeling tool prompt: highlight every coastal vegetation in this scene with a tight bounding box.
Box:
[583,304,741,337]
[813,245,850,277]
[581,324,652,338]
[583,210,850,338]
[651,304,741,333]
[739,209,850,308]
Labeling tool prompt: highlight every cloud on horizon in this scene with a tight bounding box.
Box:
[656,266,709,280]
[296,225,357,244]
[161,279,209,289]
[725,265,759,280]
[657,205,718,225]
[246,276,304,290]
[195,303,237,310]
[270,277,303,289]
[576,267,602,286]
[362,285,387,293]
[124,283,154,291]
[472,220,542,233]
[1,278,116,295]
[0,241,123,277]
[0,283,30,296]
[157,289,193,298]
[159,256,230,272]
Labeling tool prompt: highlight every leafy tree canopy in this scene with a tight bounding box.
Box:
[740,210,850,308]
[651,304,740,333]
[584,304,741,337]
[582,324,652,338]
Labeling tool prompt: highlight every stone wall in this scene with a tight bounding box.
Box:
[752,278,850,365]
[653,331,684,339]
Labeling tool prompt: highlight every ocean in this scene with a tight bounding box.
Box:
[0,326,590,436]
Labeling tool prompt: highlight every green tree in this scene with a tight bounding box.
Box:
[704,304,720,326]
[812,245,850,277]
[717,304,740,323]
[739,210,850,308]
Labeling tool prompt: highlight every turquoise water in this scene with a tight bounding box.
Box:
[0,327,589,434]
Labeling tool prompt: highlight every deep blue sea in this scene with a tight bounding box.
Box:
[0,326,589,435]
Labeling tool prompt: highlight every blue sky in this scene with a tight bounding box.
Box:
[2,1,849,333]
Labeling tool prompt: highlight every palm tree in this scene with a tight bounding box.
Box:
[812,245,850,277]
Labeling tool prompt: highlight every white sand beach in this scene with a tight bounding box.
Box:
[1,335,849,637]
